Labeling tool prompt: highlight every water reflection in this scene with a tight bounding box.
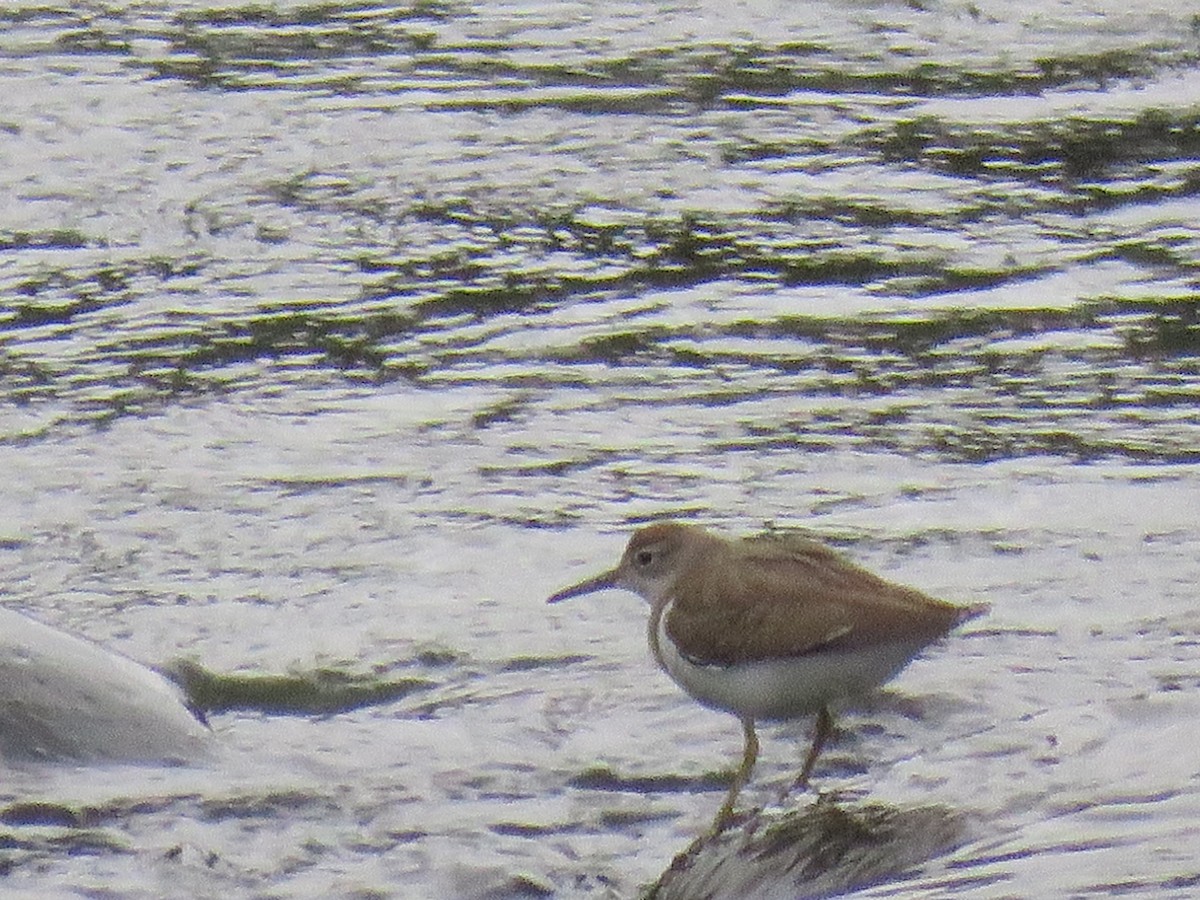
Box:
[2,0,1199,896]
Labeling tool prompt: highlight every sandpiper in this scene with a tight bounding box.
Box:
[547,521,986,832]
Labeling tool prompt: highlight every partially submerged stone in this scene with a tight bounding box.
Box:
[647,794,969,900]
[0,607,211,765]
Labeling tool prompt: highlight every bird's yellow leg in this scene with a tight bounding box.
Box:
[793,705,834,792]
[712,717,758,833]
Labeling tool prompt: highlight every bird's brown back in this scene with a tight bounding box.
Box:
[663,532,980,667]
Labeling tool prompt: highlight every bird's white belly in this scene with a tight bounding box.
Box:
[654,606,925,720]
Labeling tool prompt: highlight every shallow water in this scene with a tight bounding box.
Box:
[2,0,1199,896]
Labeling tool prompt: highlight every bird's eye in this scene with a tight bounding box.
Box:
[634,549,654,567]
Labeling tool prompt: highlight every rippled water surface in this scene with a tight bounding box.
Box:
[2,0,1200,896]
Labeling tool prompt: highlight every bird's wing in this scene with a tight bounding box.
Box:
[664,535,965,666]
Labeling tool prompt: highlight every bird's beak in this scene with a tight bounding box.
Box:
[546,569,619,603]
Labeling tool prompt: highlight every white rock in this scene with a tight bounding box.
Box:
[0,607,211,765]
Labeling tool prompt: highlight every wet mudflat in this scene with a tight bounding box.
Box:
[1,0,1199,896]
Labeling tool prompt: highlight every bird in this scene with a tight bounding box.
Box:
[547,521,986,832]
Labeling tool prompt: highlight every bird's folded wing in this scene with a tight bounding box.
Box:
[665,536,964,666]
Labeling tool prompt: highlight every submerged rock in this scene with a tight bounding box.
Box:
[647,794,969,900]
[0,607,211,765]
[164,658,433,717]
